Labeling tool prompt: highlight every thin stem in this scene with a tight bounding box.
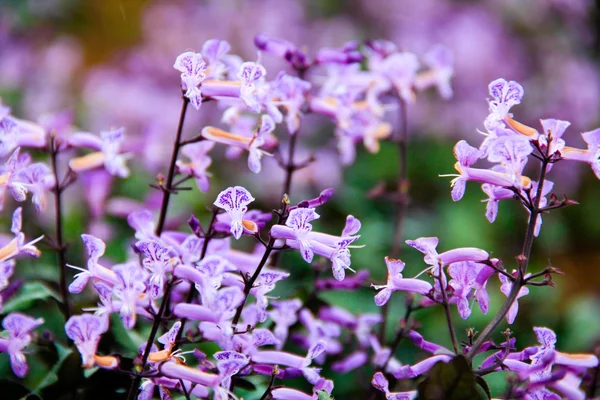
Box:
[49,135,71,321]
[259,370,277,400]
[282,131,299,199]
[231,237,276,330]
[155,97,190,236]
[467,153,550,360]
[437,268,460,354]
[172,207,219,346]
[127,96,189,400]
[180,379,191,400]
[381,303,414,371]
[379,98,409,345]
[127,282,174,400]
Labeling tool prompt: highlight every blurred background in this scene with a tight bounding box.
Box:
[1,0,600,398]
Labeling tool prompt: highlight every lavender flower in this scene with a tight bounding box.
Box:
[202,114,275,173]
[176,141,215,192]
[0,207,43,263]
[270,210,361,280]
[0,312,44,377]
[372,257,433,306]
[173,52,208,109]
[65,314,111,368]
[213,186,257,239]
[68,127,131,178]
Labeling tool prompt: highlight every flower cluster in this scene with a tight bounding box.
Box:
[0,27,598,400]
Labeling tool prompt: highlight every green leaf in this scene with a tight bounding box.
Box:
[27,343,73,395]
[417,356,485,400]
[475,376,492,400]
[109,314,150,354]
[2,282,61,313]
[317,390,334,400]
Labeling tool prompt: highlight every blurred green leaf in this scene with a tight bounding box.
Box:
[417,356,484,400]
[2,282,61,313]
[28,343,73,395]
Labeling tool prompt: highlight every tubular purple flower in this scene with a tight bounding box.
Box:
[67,235,118,293]
[415,44,454,100]
[160,362,220,387]
[332,351,368,373]
[379,52,419,103]
[0,207,43,263]
[176,141,215,192]
[202,115,274,174]
[405,237,489,270]
[561,128,600,179]
[112,262,147,329]
[408,330,454,355]
[394,354,453,380]
[499,272,529,324]
[372,372,417,400]
[68,128,131,178]
[372,257,433,306]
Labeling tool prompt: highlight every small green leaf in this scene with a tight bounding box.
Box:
[317,390,334,400]
[417,355,485,400]
[2,282,61,313]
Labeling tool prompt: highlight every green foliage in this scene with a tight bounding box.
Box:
[2,282,61,313]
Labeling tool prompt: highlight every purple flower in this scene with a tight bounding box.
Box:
[173,52,208,110]
[499,271,530,324]
[202,115,275,173]
[271,72,311,134]
[372,257,433,306]
[252,341,326,384]
[447,261,490,319]
[0,312,44,377]
[405,236,489,270]
[0,207,43,263]
[447,140,531,201]
[332,351,368,373]
[67,234,119,293]
[251,269,289,322]
[213,186,257,239]
[372,372,417,400]
[176,141,215,192]
[237,62,267,113]
[202,39,232,80]
[539,119,570,157]
[0,110,46,157]
[135,239,175,299]
[561,128,600,179]
[394,354,453,380]
[270,298,302,348]
[112,262,147,329]
[214,351,249,391]
[5,152,55,212]
[270,211,362,280]
[415,44,454,100]
[68,128,131,178]
[485,78,525,131]
[0,259,15,311]
[379,52,419,103]
[481,183,514,223]
[65,314,109,368]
